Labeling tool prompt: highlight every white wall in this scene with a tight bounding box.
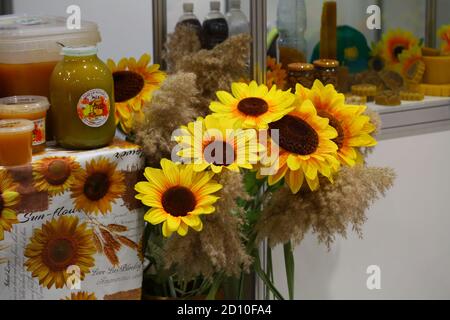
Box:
[272,129,450,300]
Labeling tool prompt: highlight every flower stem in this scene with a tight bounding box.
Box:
[283,241,295,300]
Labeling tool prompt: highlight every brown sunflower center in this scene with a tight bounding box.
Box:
[113,71,145,102]
[204,140,236,166]
[269,115,319,155]
[372,57,385,72]
[317,111,345,149]
[45,238,76,270]
[84,173,110,201]
[393,46,405,60]
[45,160,71,185]
[0,195,4,212]
[237,97,269,116]
[162,186,196,217]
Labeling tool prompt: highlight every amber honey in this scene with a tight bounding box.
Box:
[0,119,34,166]
[0,61,57,98]
[0,96,49,154]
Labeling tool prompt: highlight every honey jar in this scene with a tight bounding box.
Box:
[50,46,115,149]
[0,96,49,154]
[0,15,101,139]
[313,59,339,88]
[287,63,315,90]
[0,119,34,166]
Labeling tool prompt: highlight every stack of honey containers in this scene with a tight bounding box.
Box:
[0,15,115,166]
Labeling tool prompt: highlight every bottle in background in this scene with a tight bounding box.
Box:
[202,1,229,50]
[276,0,308,69]
[176,2,204,47]
[226,0,250,36]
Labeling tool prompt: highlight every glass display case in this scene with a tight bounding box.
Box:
[152,0,450,140]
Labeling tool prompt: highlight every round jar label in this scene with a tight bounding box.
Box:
[77,89,110,128]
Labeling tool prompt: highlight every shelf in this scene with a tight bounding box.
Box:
[367,96,450,140]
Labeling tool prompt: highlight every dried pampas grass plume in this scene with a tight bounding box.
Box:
[166,30,251,116]
[164,24,202,74]
[135,72,200,167]
[361,107,382,158]
[164,171,251,279]
[255,165,396,248]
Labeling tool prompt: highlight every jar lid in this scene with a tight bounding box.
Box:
[0,96,49,115]
[313,59,339,68]
[62,45,98,57]
[0,119,34,134]
[288,62,314,71]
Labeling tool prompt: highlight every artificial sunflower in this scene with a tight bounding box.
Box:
[438,24,450,55]
[380,29,419,69]
[0,170,20,241]
[71,158,126,215]
[135,159,223,237]
[63,291,97,300]
[258,98,339,194]
[398,46,425,84]
[107,54,166,134]
[267,56,287,90]
[368,41,386,72]
[209,81,295,130]
[24,216,96,289]
[175,115,261,174]
[296,80,377,167]
[33,157,82,196]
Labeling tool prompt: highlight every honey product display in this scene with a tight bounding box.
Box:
[287,63,315,89]
[0,15,101,139]
[313,59,339,87]
[422,47,441,56]
[0,96,49,153]
[399,91,425,101]
[375,90,401,106]
[50,46,115,149]
[0,119,34,166]
[422,56,450,85]
[403,60,426,85]
[351,84,377,101]
[418,83,450,97]
[379,70,404,91]
[345,94,367,105]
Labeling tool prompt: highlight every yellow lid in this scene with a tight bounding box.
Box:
[0,119,34,134]
[0,96,49,115]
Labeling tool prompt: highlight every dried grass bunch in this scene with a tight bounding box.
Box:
[256,165,396,248]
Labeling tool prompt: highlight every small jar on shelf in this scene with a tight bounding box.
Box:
[313,59,339,88]
[287,62,315,90]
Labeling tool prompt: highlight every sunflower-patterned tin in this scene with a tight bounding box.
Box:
[0,139,145,300]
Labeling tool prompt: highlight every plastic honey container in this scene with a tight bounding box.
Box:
[0,96,50,153]
[0,15,101,138]
[0,119,34,166]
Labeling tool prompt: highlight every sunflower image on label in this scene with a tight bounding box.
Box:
[77,89,110,128]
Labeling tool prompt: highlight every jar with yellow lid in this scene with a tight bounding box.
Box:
[287,62,315,90]
[50,46,115,149]
[313,59,339,88]
[0,96,49,154]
